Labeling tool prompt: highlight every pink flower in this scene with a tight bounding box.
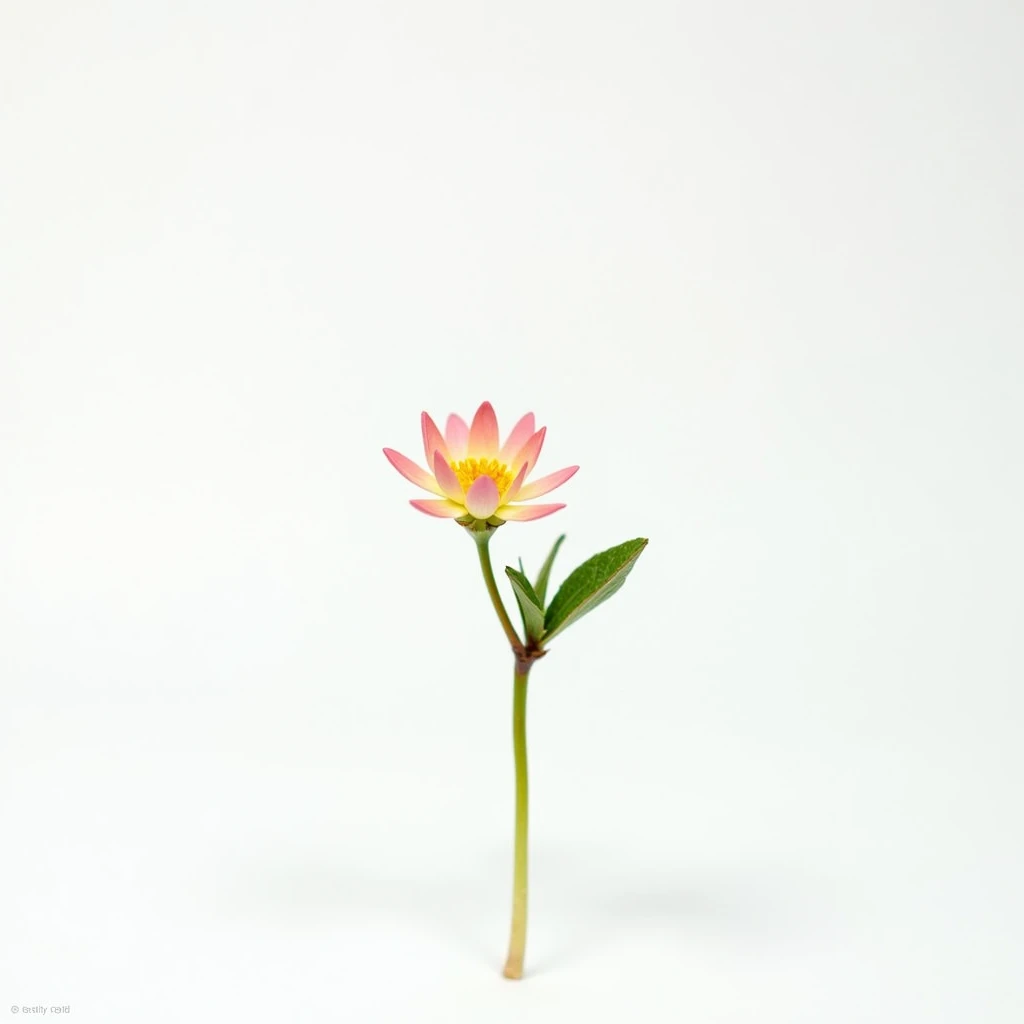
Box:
[384,402,579,522]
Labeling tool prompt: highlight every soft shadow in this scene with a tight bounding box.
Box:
[204,843,837,977]
[525,846,839,975]
[207,852,506,967]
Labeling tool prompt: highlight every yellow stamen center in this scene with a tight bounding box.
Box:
[451,457,514,495]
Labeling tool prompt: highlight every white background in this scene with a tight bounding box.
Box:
[2,2,1022,1021]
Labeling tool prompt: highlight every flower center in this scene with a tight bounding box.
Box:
[450,457,514,495]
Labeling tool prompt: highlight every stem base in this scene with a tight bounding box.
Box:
[502,956,524,980]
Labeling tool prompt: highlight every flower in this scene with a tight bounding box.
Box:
[384,402,579,522]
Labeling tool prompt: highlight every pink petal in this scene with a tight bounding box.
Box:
[515,465,579,501]
[433,450,465,502]
[410,498,465,518]
[383,448,444,496]
[497,502,566,522]
[511,426,546,473]
[421,412,449,467]
[464,474,500,518]
[445,414,470,460]
[468,401,499,458]
[503,461,529,502]
[499,413,535,464]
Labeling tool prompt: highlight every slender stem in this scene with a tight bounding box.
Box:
[502,666,530,979]
[473,532,522,650]
[467,527,533,978]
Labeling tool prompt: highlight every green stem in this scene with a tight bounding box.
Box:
[503,666,529,980]
[467,527,532,979]
[473,531,522,650]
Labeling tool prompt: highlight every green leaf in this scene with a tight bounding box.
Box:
[543,538,648,641]
[505,565,547,643]
[533,533,566,607]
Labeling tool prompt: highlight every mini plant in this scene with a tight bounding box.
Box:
[384,401,647,979]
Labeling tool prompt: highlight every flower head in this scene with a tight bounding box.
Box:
[384,402,578,523]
